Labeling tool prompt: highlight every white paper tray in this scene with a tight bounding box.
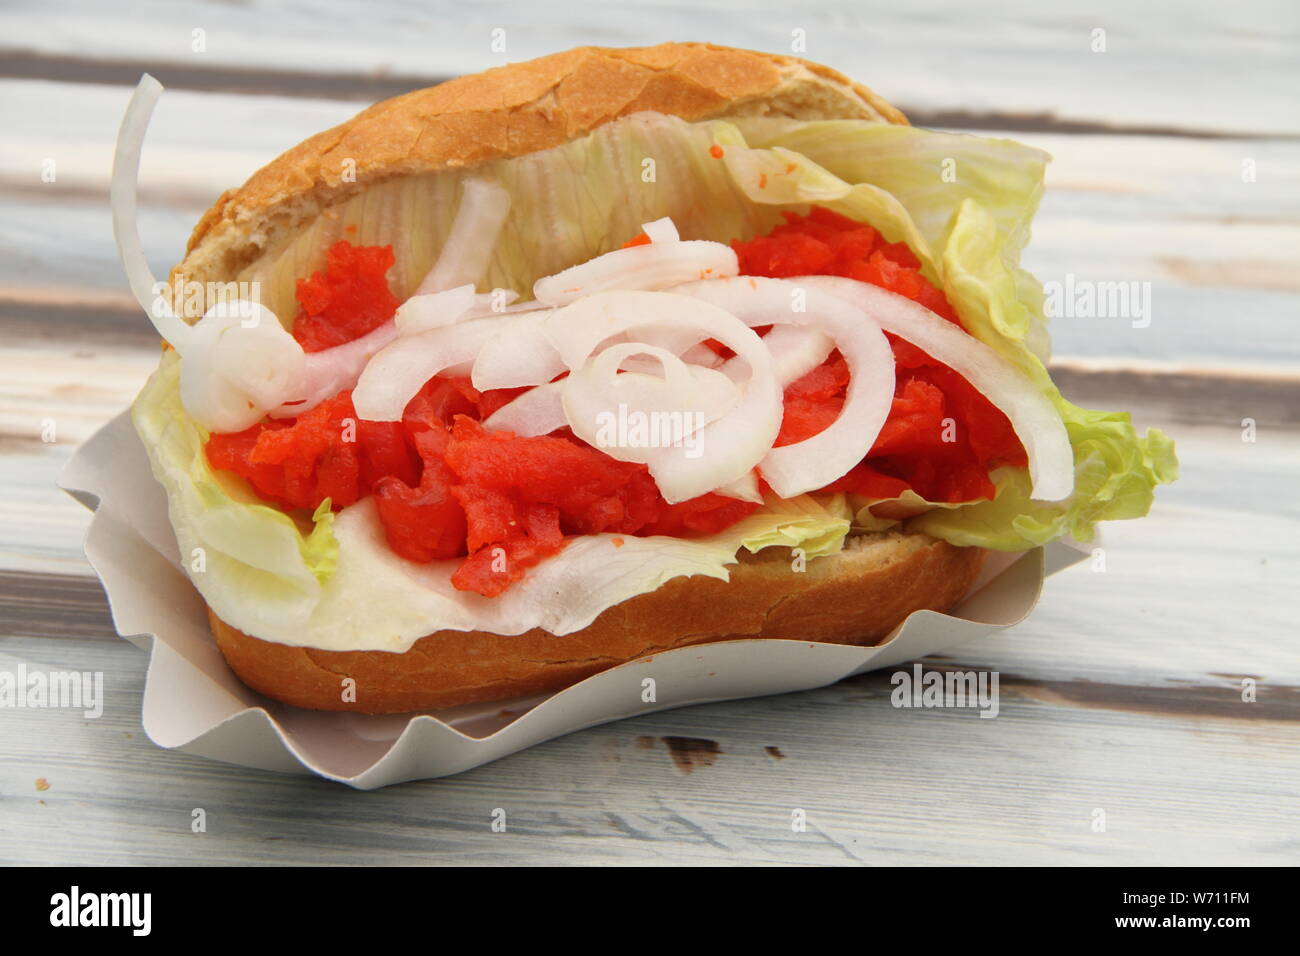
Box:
[60,411,1088,789]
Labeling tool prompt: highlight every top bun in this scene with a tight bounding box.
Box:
[175,42,907,288]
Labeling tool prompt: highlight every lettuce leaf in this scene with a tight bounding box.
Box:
[732,493,853,558]
[924,201,1178,548]
[295,491,856,652]
[135,110,1176,649]
[132,352,337,637]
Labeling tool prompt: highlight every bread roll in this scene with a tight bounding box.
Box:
[212,533,984,713]
[169,42,987,714]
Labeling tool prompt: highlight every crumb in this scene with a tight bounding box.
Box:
[35,778,49,792]
[611,537,624,548]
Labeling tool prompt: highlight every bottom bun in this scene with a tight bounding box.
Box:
[209,532,986,714]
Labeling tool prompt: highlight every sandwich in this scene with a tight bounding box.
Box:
[112,42,1178,713]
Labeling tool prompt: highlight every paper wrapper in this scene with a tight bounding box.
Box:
[60,411,1089,789]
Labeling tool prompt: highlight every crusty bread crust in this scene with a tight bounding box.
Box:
[210,534,985,714]
[172,42,907,292]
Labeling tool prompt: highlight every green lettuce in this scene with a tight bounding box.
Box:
[920,201,1178,548]
[732,493,853,558]
[132,352,338,637]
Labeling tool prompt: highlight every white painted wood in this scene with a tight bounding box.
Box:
[2,599,1297,865]
[5,0,1298,133]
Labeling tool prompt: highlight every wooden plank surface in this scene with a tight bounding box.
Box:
[5,0,1298,134]
[1,1,1298,865]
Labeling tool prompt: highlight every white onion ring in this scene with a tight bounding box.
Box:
[670,278,895,499]
[715,470,764,503]
[482,381,567,436]
[470,310,562,390]
[562,343,740,464]
[471,312,715,392]
[533,241,739,307]
[270,319,398,419]
[353,313,534,422]
[110,74,194,352]
[642,217,680,244]
[181,301,305,432]
[394,284,478,336]
[789,275,1075,502]
[739,324,836,387]
[414,177,511,295]
[543,291,781,503]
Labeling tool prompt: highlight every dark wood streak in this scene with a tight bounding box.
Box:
[0,294,162,348]
[0,48,446,102]
[0,180,216,210]
[1006,676,1297,724]
[838,666,1300,724]
[0,570,118,642]
[905,107,1300,141]
[1050,363,1300,428]
[5,48,1297,141]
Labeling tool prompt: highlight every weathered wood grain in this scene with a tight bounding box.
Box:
[2,619,1297,865]
[4,0,1297,134]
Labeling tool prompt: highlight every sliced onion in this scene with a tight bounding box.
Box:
[680,342,725,370]
[743,324,836,387]
[269,319,397,419]
[181,301,306,432]
[715,470,764,503]
[110,74,194,352]
[464,288,523,316]
[394,284,478,336]
[470,310,562,390]
[353,313,533,422]
[533,241,739,307]
[642,217,680,244]
[414,177,511,295]
[470,310,711,393]
[544,291,781,503]
[482,381,567,436]
[669,278,895,499]
[791,275,1074,502]
[562,343,740,464]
